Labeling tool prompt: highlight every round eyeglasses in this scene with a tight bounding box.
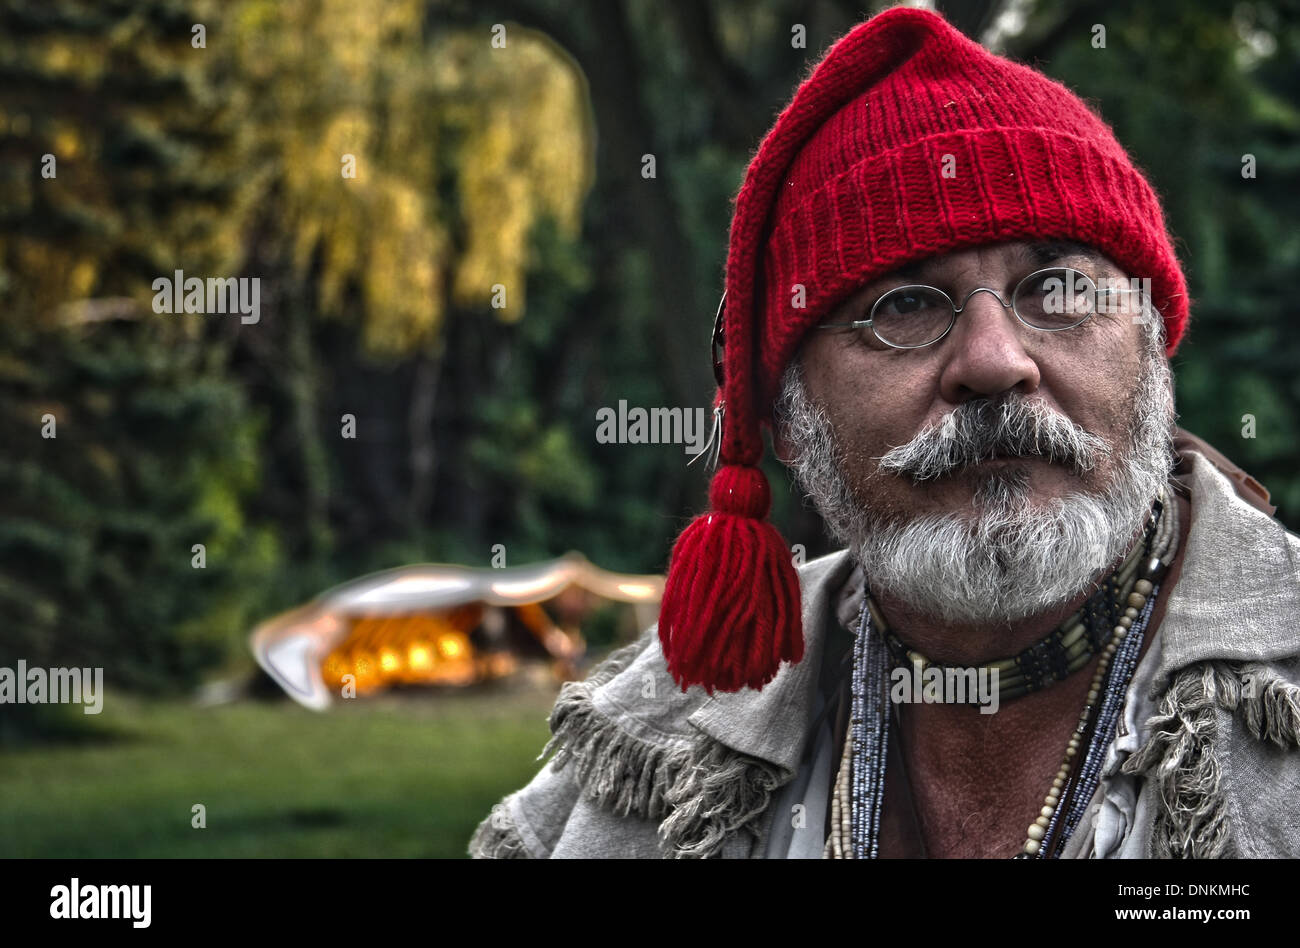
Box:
[815,267,1100,349]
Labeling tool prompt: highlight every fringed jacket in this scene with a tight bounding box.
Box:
[470,438,1300,858]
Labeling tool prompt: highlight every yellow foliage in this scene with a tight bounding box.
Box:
[362,179,449,353]
[435,29,595,322]
[51,125,81,159]
[234,1,593,352]
[69,259,97,298]
[4,0,593,350]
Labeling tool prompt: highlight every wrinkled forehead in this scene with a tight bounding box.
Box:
[833,239,1120,307]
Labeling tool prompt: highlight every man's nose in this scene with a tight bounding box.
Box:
[937,289,1041,403]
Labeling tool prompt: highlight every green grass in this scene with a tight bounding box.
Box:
[0,683,558,858]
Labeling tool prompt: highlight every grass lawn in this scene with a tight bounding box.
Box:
[0,680,559,858]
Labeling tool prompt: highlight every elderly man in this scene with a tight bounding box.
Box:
[470,6,1300,858]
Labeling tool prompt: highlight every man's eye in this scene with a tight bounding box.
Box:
[870,286,953,347]
[882,292,926,316]
[876,287,949,319]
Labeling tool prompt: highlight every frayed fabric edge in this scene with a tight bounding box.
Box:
[1123,659,1300,858]
[468,801,529,859]
[543,634,783,859]
[1215,660,1300,750]
[466,636,654,860]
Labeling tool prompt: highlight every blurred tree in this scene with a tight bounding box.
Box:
[0,317,277,692]
[222,0,600,562]
[0,0,252,321]
[0,0,276,695]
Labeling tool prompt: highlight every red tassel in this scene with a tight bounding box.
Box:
[658,464,803,693]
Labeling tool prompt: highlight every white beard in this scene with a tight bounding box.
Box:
[774,328,1177,625]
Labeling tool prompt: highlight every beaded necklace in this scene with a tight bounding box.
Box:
[825,487,1180,859]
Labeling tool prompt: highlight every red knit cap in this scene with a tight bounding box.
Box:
[657,6,1190,694]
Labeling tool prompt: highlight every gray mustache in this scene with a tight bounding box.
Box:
[876,396,1111,482]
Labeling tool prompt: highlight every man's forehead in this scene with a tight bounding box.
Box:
[898,239,1105,279]
[837,239,1111,303]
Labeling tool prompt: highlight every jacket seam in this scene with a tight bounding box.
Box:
[507,791,552,858]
